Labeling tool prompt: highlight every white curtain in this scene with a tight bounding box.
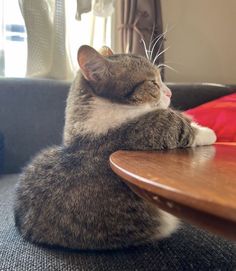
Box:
[19,0,74,80]
[19,0,114,81]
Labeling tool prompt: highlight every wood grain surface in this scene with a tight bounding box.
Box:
[110,145,236,240]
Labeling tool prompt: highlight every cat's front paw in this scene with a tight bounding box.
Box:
[191,123,217,146]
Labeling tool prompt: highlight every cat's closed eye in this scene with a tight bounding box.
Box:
[126,80,160,98]
[124,80,161,105]
[124,81,145,98]
[150,80,160,88]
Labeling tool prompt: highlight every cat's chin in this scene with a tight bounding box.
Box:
[155,96,171,109]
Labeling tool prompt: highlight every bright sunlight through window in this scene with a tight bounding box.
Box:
[0,0,112,78]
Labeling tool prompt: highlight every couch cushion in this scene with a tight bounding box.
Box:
[0,174,235,271]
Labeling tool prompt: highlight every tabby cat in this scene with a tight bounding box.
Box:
[14,45,216,250]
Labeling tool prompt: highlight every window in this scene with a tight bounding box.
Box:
[0,0,27,77]
[66,0,112,71]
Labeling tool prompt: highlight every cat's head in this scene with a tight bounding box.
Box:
[77,45,172,109]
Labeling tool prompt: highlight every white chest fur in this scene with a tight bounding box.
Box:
[77,97,155,136]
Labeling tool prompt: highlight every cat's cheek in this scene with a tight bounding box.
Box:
[160,94,171,109]
[165,96,171,107]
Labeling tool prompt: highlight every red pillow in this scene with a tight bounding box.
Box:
[185,93,236,142]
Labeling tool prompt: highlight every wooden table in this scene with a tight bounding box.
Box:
[110,144,236,241]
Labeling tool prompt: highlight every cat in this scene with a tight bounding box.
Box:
[14,45,216,250]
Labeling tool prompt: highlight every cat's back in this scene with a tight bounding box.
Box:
[17,145,91,193]
[15,142,125,211]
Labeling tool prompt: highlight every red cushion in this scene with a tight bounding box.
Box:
[185,93,236,142]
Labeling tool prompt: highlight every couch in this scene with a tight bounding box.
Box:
[0,78,235,271]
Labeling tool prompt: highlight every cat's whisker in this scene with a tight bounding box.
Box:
[150,27,168,61]
[149,24,169,50]
[157,33,166,54]
[157,63,178,73]
[150,33,166,62]
[154,27,171,64]
[153,37,165,65]
[149,31,164,50]
[148,24,156,54]
[141,38,150,60]
[153,46,170,65]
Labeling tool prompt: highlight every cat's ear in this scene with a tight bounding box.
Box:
[77,45,109,81]
[99,46,114,57]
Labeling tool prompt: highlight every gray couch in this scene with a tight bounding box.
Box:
[0,78,235,271]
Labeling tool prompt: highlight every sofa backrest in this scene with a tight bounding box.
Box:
[0,78,235,173]
[0,78,69,173]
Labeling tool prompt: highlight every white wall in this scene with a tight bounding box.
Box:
[161,0,236,84]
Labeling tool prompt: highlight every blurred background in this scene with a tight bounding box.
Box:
[0,0,235,84]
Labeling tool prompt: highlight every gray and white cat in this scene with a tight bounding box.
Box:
[14,45,216,250]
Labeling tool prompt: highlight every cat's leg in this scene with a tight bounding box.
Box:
[190,122,217,147]
[122,109,195,150]
[122,110,216,151]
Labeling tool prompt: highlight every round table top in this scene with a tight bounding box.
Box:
[110,144,236,240]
